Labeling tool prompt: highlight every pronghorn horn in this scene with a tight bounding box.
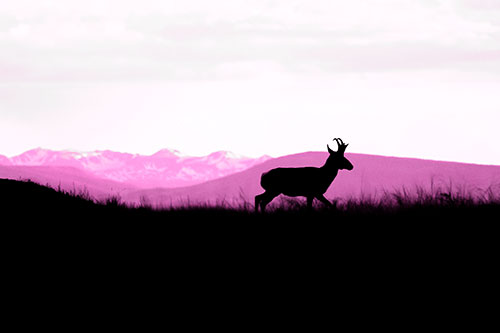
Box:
[333,138,341,148]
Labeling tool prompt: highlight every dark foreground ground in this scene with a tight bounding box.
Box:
[4,177,498,269]
[2,178,499,319]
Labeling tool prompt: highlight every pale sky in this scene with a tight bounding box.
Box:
[1,0,499,164]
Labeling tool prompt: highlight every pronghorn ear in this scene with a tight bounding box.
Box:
[327,144,334,154]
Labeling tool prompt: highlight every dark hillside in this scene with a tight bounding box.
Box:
[1,178,97,219]
[2,178,498,286]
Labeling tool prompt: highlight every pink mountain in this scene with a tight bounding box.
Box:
[2,148,271,188]
[0,154,11,166]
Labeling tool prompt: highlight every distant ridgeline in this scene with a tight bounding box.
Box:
[1,150,499,208]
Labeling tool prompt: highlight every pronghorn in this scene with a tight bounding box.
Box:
[255,138,353,212]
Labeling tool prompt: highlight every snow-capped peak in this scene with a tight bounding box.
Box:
[152,148,183,158]
[206,150,246,161]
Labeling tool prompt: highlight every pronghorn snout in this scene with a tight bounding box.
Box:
[344,163,354,171]
[343,159,354,171]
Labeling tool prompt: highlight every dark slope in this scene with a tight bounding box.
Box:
[3,179,498,316]
[2,178,499,273]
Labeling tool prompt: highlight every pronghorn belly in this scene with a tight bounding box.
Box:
[261,167,329,196]
[281,185,325,197]
[281,189,318,197]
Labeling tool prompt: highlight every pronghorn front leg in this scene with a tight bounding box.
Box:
[306,196,314,211]
[316,195,334,208]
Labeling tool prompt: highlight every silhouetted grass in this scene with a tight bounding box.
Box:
[2,178,499,224]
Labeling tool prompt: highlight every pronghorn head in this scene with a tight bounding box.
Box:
[326,138,354,171]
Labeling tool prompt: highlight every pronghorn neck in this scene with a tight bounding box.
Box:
[320,162,339,181]
[321,157,340,173]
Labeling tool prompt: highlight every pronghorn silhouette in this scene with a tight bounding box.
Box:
[255,138,353,212]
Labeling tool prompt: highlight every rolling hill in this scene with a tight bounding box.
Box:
[121,152,500,207]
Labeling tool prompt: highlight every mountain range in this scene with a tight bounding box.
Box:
[0,148,270,188]
[1,148,499,207]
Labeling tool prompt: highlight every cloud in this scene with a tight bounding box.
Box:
[0,0,499,82]
[456,0,500,11]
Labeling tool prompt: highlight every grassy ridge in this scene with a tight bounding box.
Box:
[1,178,499,223]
